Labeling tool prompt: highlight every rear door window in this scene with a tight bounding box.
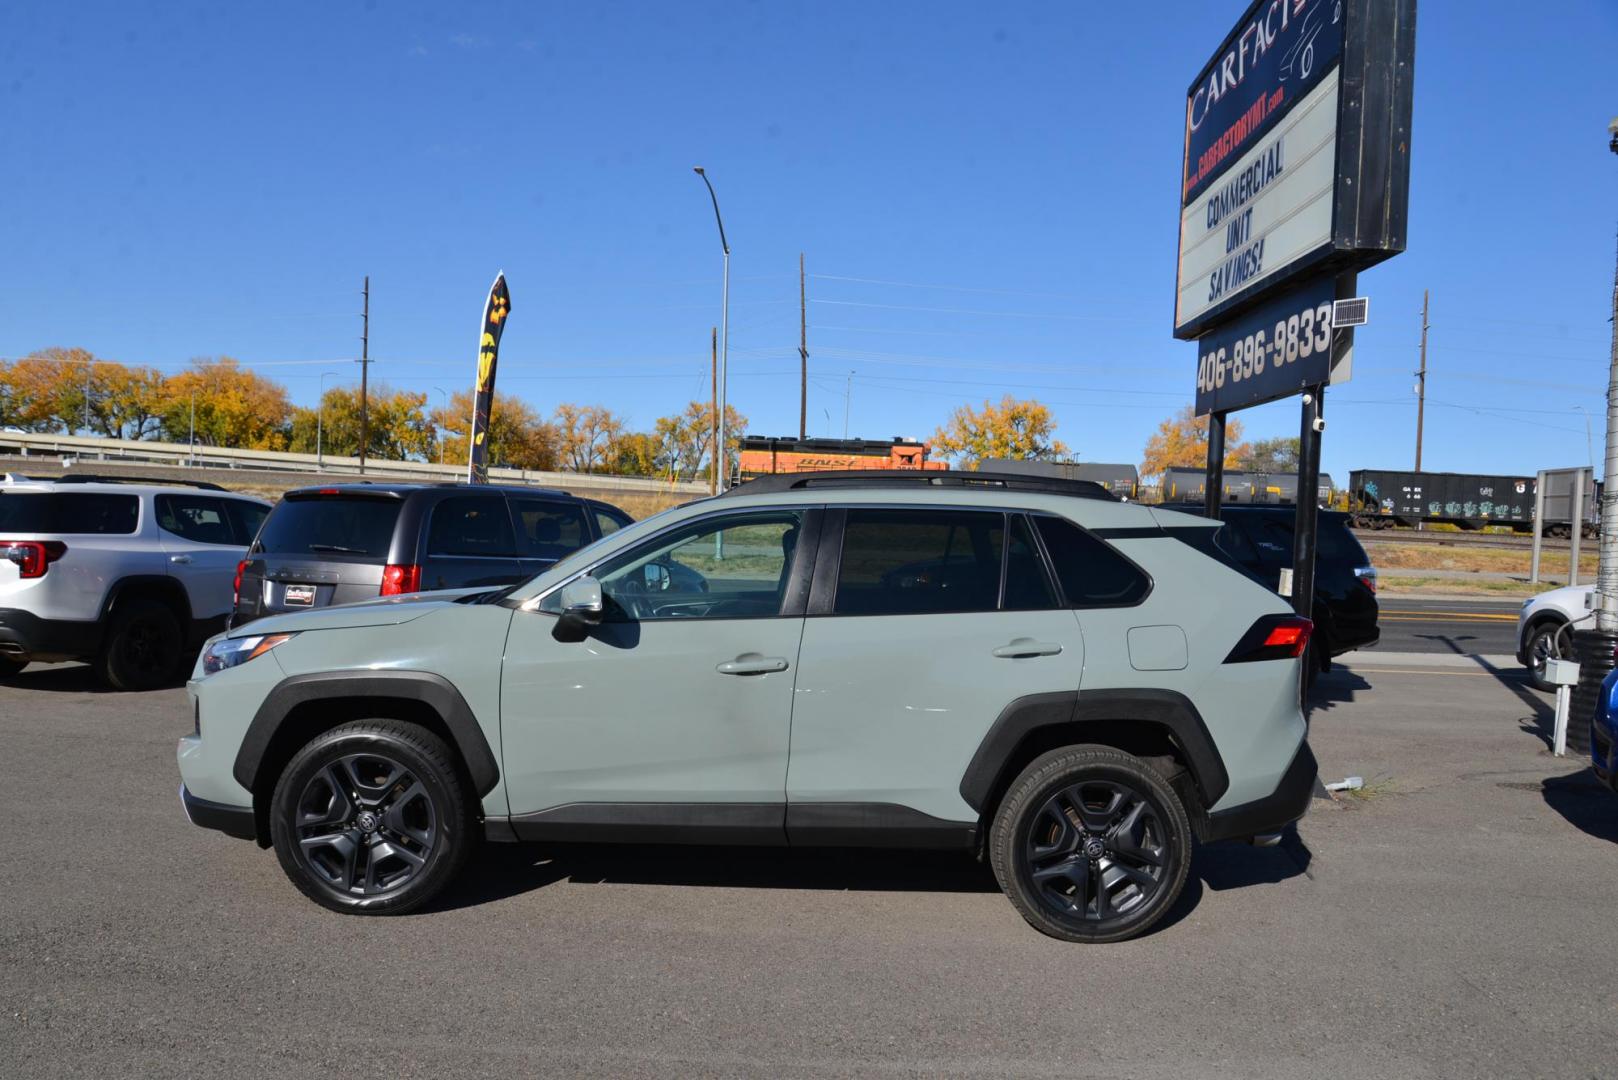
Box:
[156,495,237,545]
[592,504,631,537]
[834,509,1004,616]
[254,496,401,557]
[224,500,269,545]
[510,498,589,560]
[1033,516,1150,607]
[0,492,139,534]
[427,495,517,557]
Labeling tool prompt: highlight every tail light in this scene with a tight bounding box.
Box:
[232,559,248,608]
[380,563,422,596]
[1226,614,1314,663]
[0,540,67,579]
[1355,566,1378,594]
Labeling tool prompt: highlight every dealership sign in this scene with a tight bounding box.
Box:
[1174,0,1415,345]
[1193,273,1349,415]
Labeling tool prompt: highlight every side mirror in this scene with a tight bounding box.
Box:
[553,576,603,641]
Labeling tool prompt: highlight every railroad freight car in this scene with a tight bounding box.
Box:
[979,459,1140,499]
[1349,469,1598,535]
[1158,468,1335,506]
[735,436,947,480]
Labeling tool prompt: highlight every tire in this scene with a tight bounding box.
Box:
[270,720,473,915]
[0,655,27,679]
[990,745,1192,944]
[94,600,185,690]
[1525,619,1569,692]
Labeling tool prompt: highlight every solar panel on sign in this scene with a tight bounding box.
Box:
[1331,298,1369,328]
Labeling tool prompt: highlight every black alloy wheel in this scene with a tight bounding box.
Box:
[0,654,27,679]
[1023,779,1169,923]
[293,754,439,898]
[271,721,471,915]
[992,746,1191,943]
[96,601,184,690]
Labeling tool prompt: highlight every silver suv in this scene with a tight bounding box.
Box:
[0,475,270,688]
[176,471,1316,942]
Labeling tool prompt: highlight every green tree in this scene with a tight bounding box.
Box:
[1233,436,1300,473]
[288,385,432,461]
[930,396,1068,468]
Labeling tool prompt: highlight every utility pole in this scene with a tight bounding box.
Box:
[188,389,196,467]
[1566,127,1618,759]
[1600,221,1618,636]
[710,326,719,495]
[1415,289,1429,471]
[799,252,808,440]
[358,275,370,475]
[83,361,93,435]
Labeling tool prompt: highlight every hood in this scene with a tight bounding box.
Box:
[227,587,494,637]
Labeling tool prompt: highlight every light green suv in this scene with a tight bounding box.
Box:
[177,471,1317,942]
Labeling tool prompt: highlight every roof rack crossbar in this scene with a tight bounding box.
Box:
[718,470,1117,501]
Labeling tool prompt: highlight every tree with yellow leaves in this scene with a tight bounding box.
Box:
[160,358,293,450]
[1140,406,1244,481]
[930,396,1068,469]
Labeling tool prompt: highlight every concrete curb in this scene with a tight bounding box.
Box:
[1337,650,1521,671]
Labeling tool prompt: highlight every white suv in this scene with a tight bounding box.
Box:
[0,475,270,688]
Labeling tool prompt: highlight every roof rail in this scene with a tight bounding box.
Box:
[718,469,1118,501]
[46,474,227,492]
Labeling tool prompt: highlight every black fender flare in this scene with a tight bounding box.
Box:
[101,575,194,623]
[231,670,500,797]
[957,688,1229,814]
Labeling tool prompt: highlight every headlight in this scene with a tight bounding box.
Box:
[202,633,295,675]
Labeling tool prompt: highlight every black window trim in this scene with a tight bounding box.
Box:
[1027,511,1155,611]
[531,504,823,623]
[424,492,521,560]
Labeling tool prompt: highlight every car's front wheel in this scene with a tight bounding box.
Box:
[990,746,1192,943]
[0,655,27,679]
[270,720,473,915]
[1525,619,1569,692]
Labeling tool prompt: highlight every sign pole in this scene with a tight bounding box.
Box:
[1205,411,1226,520]
[1292,385,1324,619]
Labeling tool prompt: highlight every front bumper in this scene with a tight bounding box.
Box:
[179,784,256,841]
[0,608,105,663]
[1199,740,1318,843]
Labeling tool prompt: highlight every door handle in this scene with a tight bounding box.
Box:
[992,639,1063,659]
[169,555,193,565]
[716,655,790,676]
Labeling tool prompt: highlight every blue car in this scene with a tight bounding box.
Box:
[1593,668,1618,792]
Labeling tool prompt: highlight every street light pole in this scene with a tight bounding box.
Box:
[694,167,730,491]
[317,371,339,470]
[432,387,450,466]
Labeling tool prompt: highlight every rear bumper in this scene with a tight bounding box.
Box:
[0,608,103,662]
[179,784,256,841]
[1199,740,1318,843]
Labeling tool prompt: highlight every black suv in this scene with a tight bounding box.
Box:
[1170,504,1379,670]
[231,483,633,627]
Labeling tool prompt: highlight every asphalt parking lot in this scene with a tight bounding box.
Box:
[3,649,1615,1079]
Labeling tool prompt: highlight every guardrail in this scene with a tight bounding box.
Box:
[0,430,707,495]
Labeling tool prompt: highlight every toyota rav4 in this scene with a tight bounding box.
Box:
[177,471,1317,943]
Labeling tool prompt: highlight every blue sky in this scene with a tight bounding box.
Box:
[3,1,1616,483]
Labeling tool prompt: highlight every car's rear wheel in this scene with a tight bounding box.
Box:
[1525,619,1568,692]
[95,601,185,690]
[270,720,472,915]
[990,746,1192,943]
